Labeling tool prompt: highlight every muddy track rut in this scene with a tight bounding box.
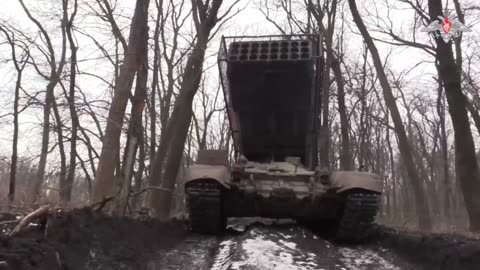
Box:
[148,223,414,270]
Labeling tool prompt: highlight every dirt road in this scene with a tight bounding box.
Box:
[148,221,414,270]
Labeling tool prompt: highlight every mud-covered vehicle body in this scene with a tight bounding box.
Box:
[184,34,382,242]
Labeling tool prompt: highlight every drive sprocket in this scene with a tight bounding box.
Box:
[185,180,226,234]
[335,191,381,243]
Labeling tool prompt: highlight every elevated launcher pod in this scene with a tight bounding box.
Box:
[218,34,322,169]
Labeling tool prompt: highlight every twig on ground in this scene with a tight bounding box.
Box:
[55,252,63,269]
[9,205,51,237]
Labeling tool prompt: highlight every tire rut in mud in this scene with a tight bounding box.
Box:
[113,220,480,270]
[205,223,412,270]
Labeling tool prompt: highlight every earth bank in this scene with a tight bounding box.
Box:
[1,209,479,270]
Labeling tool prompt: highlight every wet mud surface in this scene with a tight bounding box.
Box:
[372,226,480,270]
[149,222,412,270]
[1,210,480,270]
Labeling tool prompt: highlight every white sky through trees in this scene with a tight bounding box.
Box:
[0,0,478,169]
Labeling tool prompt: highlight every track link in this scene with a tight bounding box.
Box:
[185,181,226,234]
[335,192,380,243]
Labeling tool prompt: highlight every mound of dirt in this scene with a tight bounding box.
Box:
[0,208,188,270]
[373,226,480,270]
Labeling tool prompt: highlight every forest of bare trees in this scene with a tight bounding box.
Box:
[0,0,479,234]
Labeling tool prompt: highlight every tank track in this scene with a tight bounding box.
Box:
[185,181,226,234]
[335,192,381,243]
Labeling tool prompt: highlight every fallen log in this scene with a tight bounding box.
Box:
[9,205,51,237]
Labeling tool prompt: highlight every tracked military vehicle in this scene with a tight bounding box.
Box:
[184,34,382,242]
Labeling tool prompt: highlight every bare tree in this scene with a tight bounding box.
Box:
[0,26,29,204]
[18,0,68,203]
[64,0,79,203]
[348,0,432,229]
[112,4,150,215]
[261,0,353,170]
[435,70,452,222]
[51,97,67,203]
[92,0,151,203]
[148,0,165,163]
[427,0,480,232]
[147,0,241,220]
[310,0,338,169]
[149,0,194,179]
[332,54,353,170]
[192,78,224,150]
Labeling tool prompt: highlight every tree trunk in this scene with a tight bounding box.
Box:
[51,99,67,203]
[0,26,28,204]
[21,0,68,204]
[9,68,22,204]
[359,47,368,170]
[311,0,337,170]
[77,153,93,196]
[452,0,464,69]
[332,57,353,170]
[428,0,480,232]
[65,0,79,202]
[349,0,432,230]
[132,138,146,210]
[436,80,451,222]
[32,82,56,203]
[465,99,480,137]
[92,0,150,203]
[149,95,195,219]
[147,0,226,220]
[149,0,163,162]
[385,109,397,218]
[112,16,149,215]
[76,110,98,178]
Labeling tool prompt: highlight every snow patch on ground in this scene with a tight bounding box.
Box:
[278,239,297,249]
[279,232,294,239]
[339,247,400,270]
[324,241,332,249]
[230,229,318,270]
[211,240,236,270]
